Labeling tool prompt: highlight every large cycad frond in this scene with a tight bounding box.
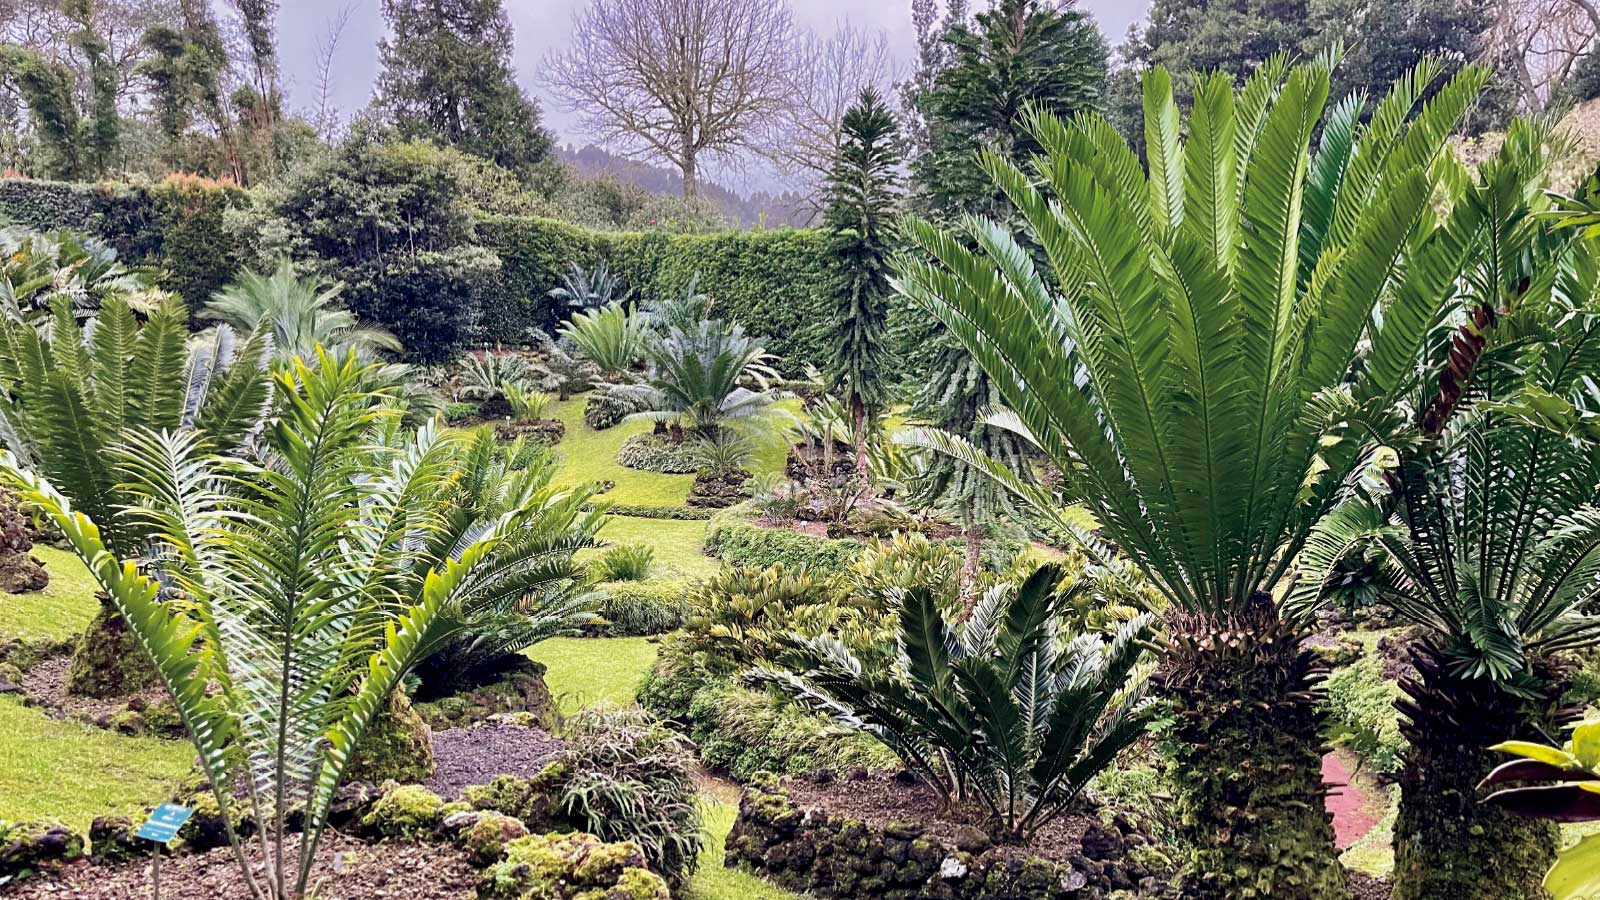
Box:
[893,57,1488,616]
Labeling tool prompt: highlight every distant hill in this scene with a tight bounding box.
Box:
[554,144,816,228]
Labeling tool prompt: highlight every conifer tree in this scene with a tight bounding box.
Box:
[374,0,552,175]
[822,87,901,482]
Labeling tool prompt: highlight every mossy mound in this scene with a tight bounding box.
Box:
[348,689,436,784]
[64,598,159,698]
[477,832,669,900]
[460,765,569,831]
[615,434,699,474]
[0,819,85,882]
[361,783,446,842]
[414,655,557,731]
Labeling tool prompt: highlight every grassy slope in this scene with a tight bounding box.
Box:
[548,398,693,507]
[593,515,716,580]
[0,545,100,642]
[526,635,661,717]
[0,696,193,830]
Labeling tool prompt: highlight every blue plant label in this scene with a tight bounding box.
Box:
[136,803,193,843]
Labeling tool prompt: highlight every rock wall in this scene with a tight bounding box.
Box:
[725,777,1170,900]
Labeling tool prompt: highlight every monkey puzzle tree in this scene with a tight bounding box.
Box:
[821,86,901,482]
[895,57,1489,899]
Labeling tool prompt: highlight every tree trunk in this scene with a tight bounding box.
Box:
[1390,643,1559,900]
[681,141,698,199]
[66,594,160,698]
[958,501,981,620]
[851,395,869,485]
[1163,601,1350,900]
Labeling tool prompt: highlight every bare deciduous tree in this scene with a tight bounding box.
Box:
[1484,0,1596,111]
[547,0,796,199]
[312,1,352,141]
[763,22,895,221]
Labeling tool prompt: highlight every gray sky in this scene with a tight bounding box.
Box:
[273,0,1148,188]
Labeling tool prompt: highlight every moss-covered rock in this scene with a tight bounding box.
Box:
[414,656,556,731]
[0,820,85,881]
[65,596,160,698]
[725,780,1161,899]
[460,765,569,831]
[0,488,47,594]
[88,815,149,863]
[348,689,436,784]
[361,783,447,841]
[476,832,669,900]
[460,813,530,866]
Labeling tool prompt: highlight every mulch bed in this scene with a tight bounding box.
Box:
[7,832,477,899]
[1350,872,1393,900]
[425,721,566,799]
[18,653,167,728]
[780,773,1088,866]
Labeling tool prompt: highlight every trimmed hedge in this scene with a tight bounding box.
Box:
[2,179,841,372]
[479,214,830,373]
[703,508,864,574]
[592,580,688,637]
[0,176,249,317]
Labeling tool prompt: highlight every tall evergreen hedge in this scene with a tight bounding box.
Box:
[0,177,852,373]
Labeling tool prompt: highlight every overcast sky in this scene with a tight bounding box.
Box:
[271,0,1148,188]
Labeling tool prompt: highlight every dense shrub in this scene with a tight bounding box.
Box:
[0,175,247,316]
[583,390,631,430]
[558,707,702,886]
[1322,655,1405,776]
[615,433,701,474]
[256,135,504,361]
[594,543,655,582]
[599,504,713,520]
[593,580,687,637]
[703,508,864,573]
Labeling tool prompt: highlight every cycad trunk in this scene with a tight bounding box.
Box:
[1390,644,1558,900]
[1163,600,1349,900]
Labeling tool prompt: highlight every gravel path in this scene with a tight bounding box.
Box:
[425,721,566,799]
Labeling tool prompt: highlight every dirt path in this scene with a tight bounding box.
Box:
[1323,749,1381,849]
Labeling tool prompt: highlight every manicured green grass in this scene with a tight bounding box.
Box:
[0,696,193,830]
[548,397,693,507]
[594,515,717,580]
[685,794,800,900]
[0,545,100,643]
[526,635,660,716]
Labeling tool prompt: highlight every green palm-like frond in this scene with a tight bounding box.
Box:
[892,58,1488,617]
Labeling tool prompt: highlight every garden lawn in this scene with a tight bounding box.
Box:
[526,636,660,716]
[0,696,192,831]
[686,793,799,900]
[548,397,693,507]
[0,546,100,642]
[594,515,717,580]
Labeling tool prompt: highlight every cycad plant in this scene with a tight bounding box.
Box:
[205,259,401,361]
[0,293,270,696]
[751,564,1154,840]
[1293,119,1600,900]
[559,301,648,377]
[0,227,155,321]
[893,58,1489,897]
[0,352,599,900]
[547,261,623,315]
[610,318,789,439]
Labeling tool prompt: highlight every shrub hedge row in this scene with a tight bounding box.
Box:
[0,176,250,318]
[702,508,865,574]
[0,177,915,376]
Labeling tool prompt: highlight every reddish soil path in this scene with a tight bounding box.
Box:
[1323,750,1381,849]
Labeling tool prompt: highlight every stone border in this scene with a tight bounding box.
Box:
[725,777,1171,900]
